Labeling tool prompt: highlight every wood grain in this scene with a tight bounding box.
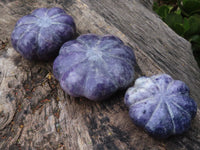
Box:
[0,0,200,149]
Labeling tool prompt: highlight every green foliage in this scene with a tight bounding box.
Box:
[184,15,200,37]
[153,0,200,67]
[190,35,200,52]
[180,0,200,16]
[155,5,170,19]
[164,13,183,35]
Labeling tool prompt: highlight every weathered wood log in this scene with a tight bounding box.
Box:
[0,0,200,149]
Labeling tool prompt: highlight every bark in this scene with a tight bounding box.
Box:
[0,0,200,149]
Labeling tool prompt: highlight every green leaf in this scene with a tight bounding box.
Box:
[175,8,182,15]
[157,5,170,19]
[184,15,200,38]
[190,35,200,47]
[182,0,189,5]
[183,18,190,32]
[190,35,200,42]
[180,0,200,16]
[182,0,200,5]
[174,24,185,36]
[164,13,183,29]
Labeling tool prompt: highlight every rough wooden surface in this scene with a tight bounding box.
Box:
[0,0,200,150]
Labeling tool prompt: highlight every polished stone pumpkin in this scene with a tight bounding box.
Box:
[11,7,76,60]
[53,34,136,101]
[124,74,197,138]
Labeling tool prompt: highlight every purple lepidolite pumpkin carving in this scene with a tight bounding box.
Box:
[11,7,76,60]
[53,34,136,101]
[124,74,197,138]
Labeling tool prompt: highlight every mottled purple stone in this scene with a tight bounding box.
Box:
[11,7,76,60]
[53,34,136,101]
[124,74,197,138]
